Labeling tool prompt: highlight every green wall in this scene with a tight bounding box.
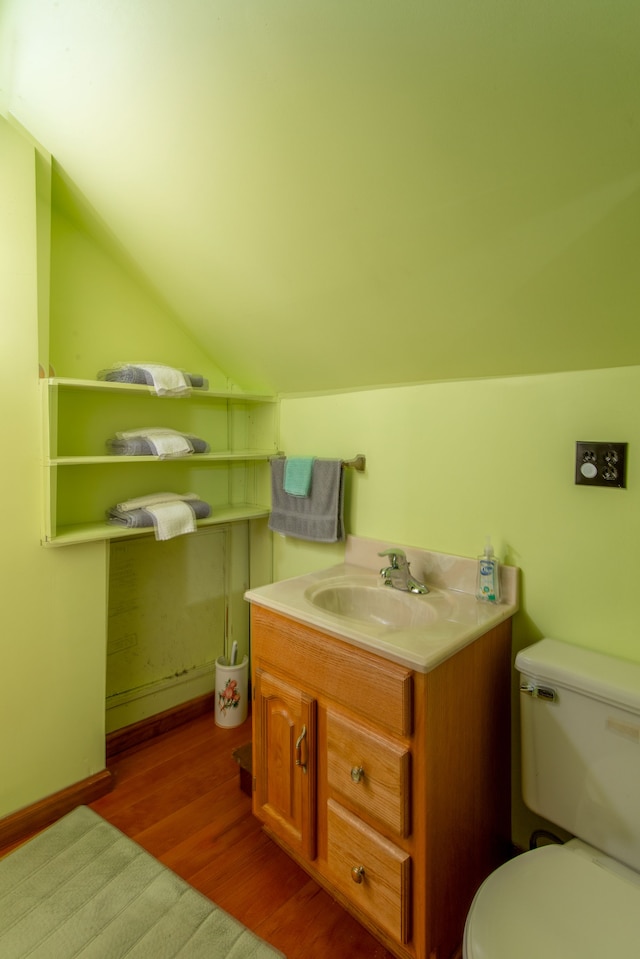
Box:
[278,372,639,661]
[0,117,107,818]
[2,104,638,850]
[276,372,640,847]
[3,1,640,393]
[0,122,242,821]
[49,165,233,387]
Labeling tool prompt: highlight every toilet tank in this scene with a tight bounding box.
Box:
[516,638,640,873]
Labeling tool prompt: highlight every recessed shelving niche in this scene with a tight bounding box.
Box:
[41,378,279,546]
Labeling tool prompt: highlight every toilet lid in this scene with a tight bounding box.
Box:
[464,843,640,959]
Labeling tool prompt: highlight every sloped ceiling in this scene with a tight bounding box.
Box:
[1,0,639,394]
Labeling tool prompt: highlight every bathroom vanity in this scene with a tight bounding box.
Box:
[246,537,518,959]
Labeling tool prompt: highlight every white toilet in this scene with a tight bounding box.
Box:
[463,638,640,958]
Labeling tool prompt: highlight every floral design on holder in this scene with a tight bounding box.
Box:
[218,677,241,714]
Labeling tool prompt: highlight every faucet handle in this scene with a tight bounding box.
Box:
[378,548,407,567]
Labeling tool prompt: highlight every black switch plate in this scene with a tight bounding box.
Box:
[575,442,627,488]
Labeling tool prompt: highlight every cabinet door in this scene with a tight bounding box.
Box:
[253,668,317,860]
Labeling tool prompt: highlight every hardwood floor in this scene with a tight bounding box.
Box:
[89,711,397,959]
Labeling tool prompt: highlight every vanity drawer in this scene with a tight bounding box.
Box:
[326,799,411,944]
[251,606,413,736]
[327,709,410,838]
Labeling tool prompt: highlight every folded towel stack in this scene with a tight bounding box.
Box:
[107,492,211,540]
[269,457,344,542]
[106,428,210,458]
[97,364,209,394]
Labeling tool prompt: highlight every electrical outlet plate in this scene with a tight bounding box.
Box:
[575,442,627,488]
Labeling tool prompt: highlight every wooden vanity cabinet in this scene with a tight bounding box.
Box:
[251,605,512,959]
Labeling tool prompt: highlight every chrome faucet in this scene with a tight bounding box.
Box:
[378,548,428,594]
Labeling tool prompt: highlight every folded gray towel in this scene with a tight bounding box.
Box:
[107,498,211,528]
[97,367,209,389]
[106,435,209,456]
[268,457,344,542]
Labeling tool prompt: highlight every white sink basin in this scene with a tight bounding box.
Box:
[304,577,444,629]
[245,539,518,672]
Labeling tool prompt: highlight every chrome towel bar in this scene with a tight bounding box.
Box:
[271,453,366,472]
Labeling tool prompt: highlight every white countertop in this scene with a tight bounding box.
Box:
[245,536,519,673]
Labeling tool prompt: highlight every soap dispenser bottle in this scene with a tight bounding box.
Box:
[476,538,501,603]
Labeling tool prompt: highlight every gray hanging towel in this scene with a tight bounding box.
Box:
[268,457,344,542]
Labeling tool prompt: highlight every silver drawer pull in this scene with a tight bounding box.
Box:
[351,865,365,884]
[350,765,364,783]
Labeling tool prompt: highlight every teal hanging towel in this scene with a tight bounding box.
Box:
[283,457,315,497]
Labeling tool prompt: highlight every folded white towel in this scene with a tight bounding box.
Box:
[143,500,197,540]
[117,428,194,458]
[117,491,199,512]
[126,363,191,396]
